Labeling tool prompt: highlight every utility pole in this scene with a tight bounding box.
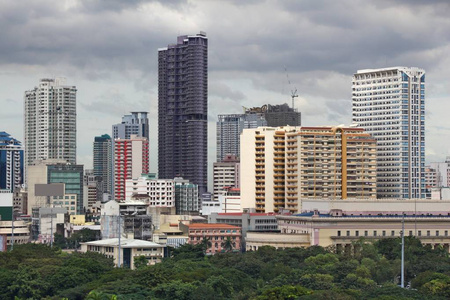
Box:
[118,215,121,268]
[11,208,14,251]
[50,208,53,248]
[401,213,405,288]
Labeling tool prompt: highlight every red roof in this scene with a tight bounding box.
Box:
[188,223,241,229]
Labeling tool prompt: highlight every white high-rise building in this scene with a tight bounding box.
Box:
[352,67,425,199]
[24,78,77,181]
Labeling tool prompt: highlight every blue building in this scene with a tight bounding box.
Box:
[0,132,23,191]
[47,164,84,214]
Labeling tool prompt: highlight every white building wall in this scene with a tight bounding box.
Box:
[352,67,425,199]
[125,176,174,207]
[24,78,77,183]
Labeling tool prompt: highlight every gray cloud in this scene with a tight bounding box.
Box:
[0,0,449,178]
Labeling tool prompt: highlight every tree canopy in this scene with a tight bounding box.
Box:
[1,237,449,299]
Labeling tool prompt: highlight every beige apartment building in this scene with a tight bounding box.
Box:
[241,126,377,214]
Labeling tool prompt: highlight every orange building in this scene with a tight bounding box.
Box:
[186,223,241,254]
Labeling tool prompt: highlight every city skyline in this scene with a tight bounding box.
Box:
[0,1,450,193]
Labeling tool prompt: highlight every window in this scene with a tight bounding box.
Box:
[346,231,350,237]
[373,231,377,236]
[391,231,395,236]
[355,231,359,237]
[418,231,422,236]
[409,231,412,236]
[382,231,386,237]
[445,231,448,237]
[364,231,368,237]
[436,231,439,237]
[427,231,430,237]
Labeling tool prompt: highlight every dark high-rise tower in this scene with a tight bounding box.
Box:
[93,134,112,196]
[158,32,208,195]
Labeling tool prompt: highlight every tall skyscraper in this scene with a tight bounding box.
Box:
[93,134,113,195]
[114,135,149,201]
[216,112,267,162]
[158,32,208,195]
[352,67,425,199]
[0,132,23,191]
[112,112,149,140]
[24,78,77,176]
[241,126,377,213]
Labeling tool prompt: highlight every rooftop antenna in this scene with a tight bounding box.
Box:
[284,67,298,110]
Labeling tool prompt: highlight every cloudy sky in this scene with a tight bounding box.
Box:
[1,0,450,189]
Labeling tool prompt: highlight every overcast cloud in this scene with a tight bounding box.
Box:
[1,0,449,190]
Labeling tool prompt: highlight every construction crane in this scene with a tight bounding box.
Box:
[284,67,298,110]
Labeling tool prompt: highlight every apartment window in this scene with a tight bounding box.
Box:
[391,231,395,236]
[337,231,341,237]
[346,231,350,237]
[355,231,359,237]
[445,231,448,237]
[373,231,377,236]
[364,231,368,237]
[409,231,413,236]
[418,231,422,236]
[436,231,439,237]
[382,231,386,237]
[427,230,430,237]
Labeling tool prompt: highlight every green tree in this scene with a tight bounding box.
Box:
[254,285,312,300]
[8,265,49,299]
[199,237,212,254]
[171,243,205,260]
[221,236,234,252]
[299,273,335,290]
[134,255,148,270]
[152,280,197,300]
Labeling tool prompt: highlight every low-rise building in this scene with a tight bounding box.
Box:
[80,238,166,269]
[174,177,199,214]
[276,210,450,252]
[184,223,242,254]
[0,220,30,246]
[125,174,174,207]
[245,231,309,251]
[208,212,278,236]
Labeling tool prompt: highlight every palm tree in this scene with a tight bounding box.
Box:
[221,236,234,253]
[200,236,212,254]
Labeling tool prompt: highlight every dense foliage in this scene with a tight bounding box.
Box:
[1,237,450,299]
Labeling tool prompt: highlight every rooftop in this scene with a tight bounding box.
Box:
[81,238,165,248]
[188,223,241,229]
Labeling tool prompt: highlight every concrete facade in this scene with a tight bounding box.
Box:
[114,136,149,201]
[213,155,240,201]
[158,32,208,196]
[186,223,241,254]
[24,78,77,182]
[352,67,426,199]
[241,126,377,214]
[81,238,165,269]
